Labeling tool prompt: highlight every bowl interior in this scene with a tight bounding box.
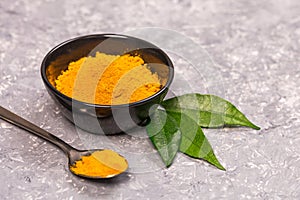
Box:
[42,34,174,106]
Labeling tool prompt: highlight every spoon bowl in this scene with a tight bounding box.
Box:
[68,149,128,179]
[0,106,128,179]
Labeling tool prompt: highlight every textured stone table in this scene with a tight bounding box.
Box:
[0,0,299,199]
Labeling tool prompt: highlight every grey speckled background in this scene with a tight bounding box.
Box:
[1,0,300,199]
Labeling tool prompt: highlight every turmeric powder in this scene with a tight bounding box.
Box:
[70,149,128,178]
[54,52,162,105]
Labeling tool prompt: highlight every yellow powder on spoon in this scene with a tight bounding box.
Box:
[69,149,128,178]
[54,52,161,105]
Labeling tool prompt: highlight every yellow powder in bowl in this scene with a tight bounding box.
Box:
[54,52,162,105]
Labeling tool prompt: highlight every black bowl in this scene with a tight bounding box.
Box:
[41,34,174,134]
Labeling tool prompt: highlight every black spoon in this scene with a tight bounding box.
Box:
[0,106,128,179]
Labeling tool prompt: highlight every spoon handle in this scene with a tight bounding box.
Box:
[0,106,74,154]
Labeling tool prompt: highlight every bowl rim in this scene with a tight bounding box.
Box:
[41,33,174,108]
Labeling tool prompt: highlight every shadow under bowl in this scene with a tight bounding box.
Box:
[41,34,174,134]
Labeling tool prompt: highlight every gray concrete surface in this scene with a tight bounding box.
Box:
[0,0,299,199]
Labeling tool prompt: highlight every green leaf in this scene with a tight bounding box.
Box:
[162,94,260,130]
[146,109,181,167]
[167,112,225,170]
